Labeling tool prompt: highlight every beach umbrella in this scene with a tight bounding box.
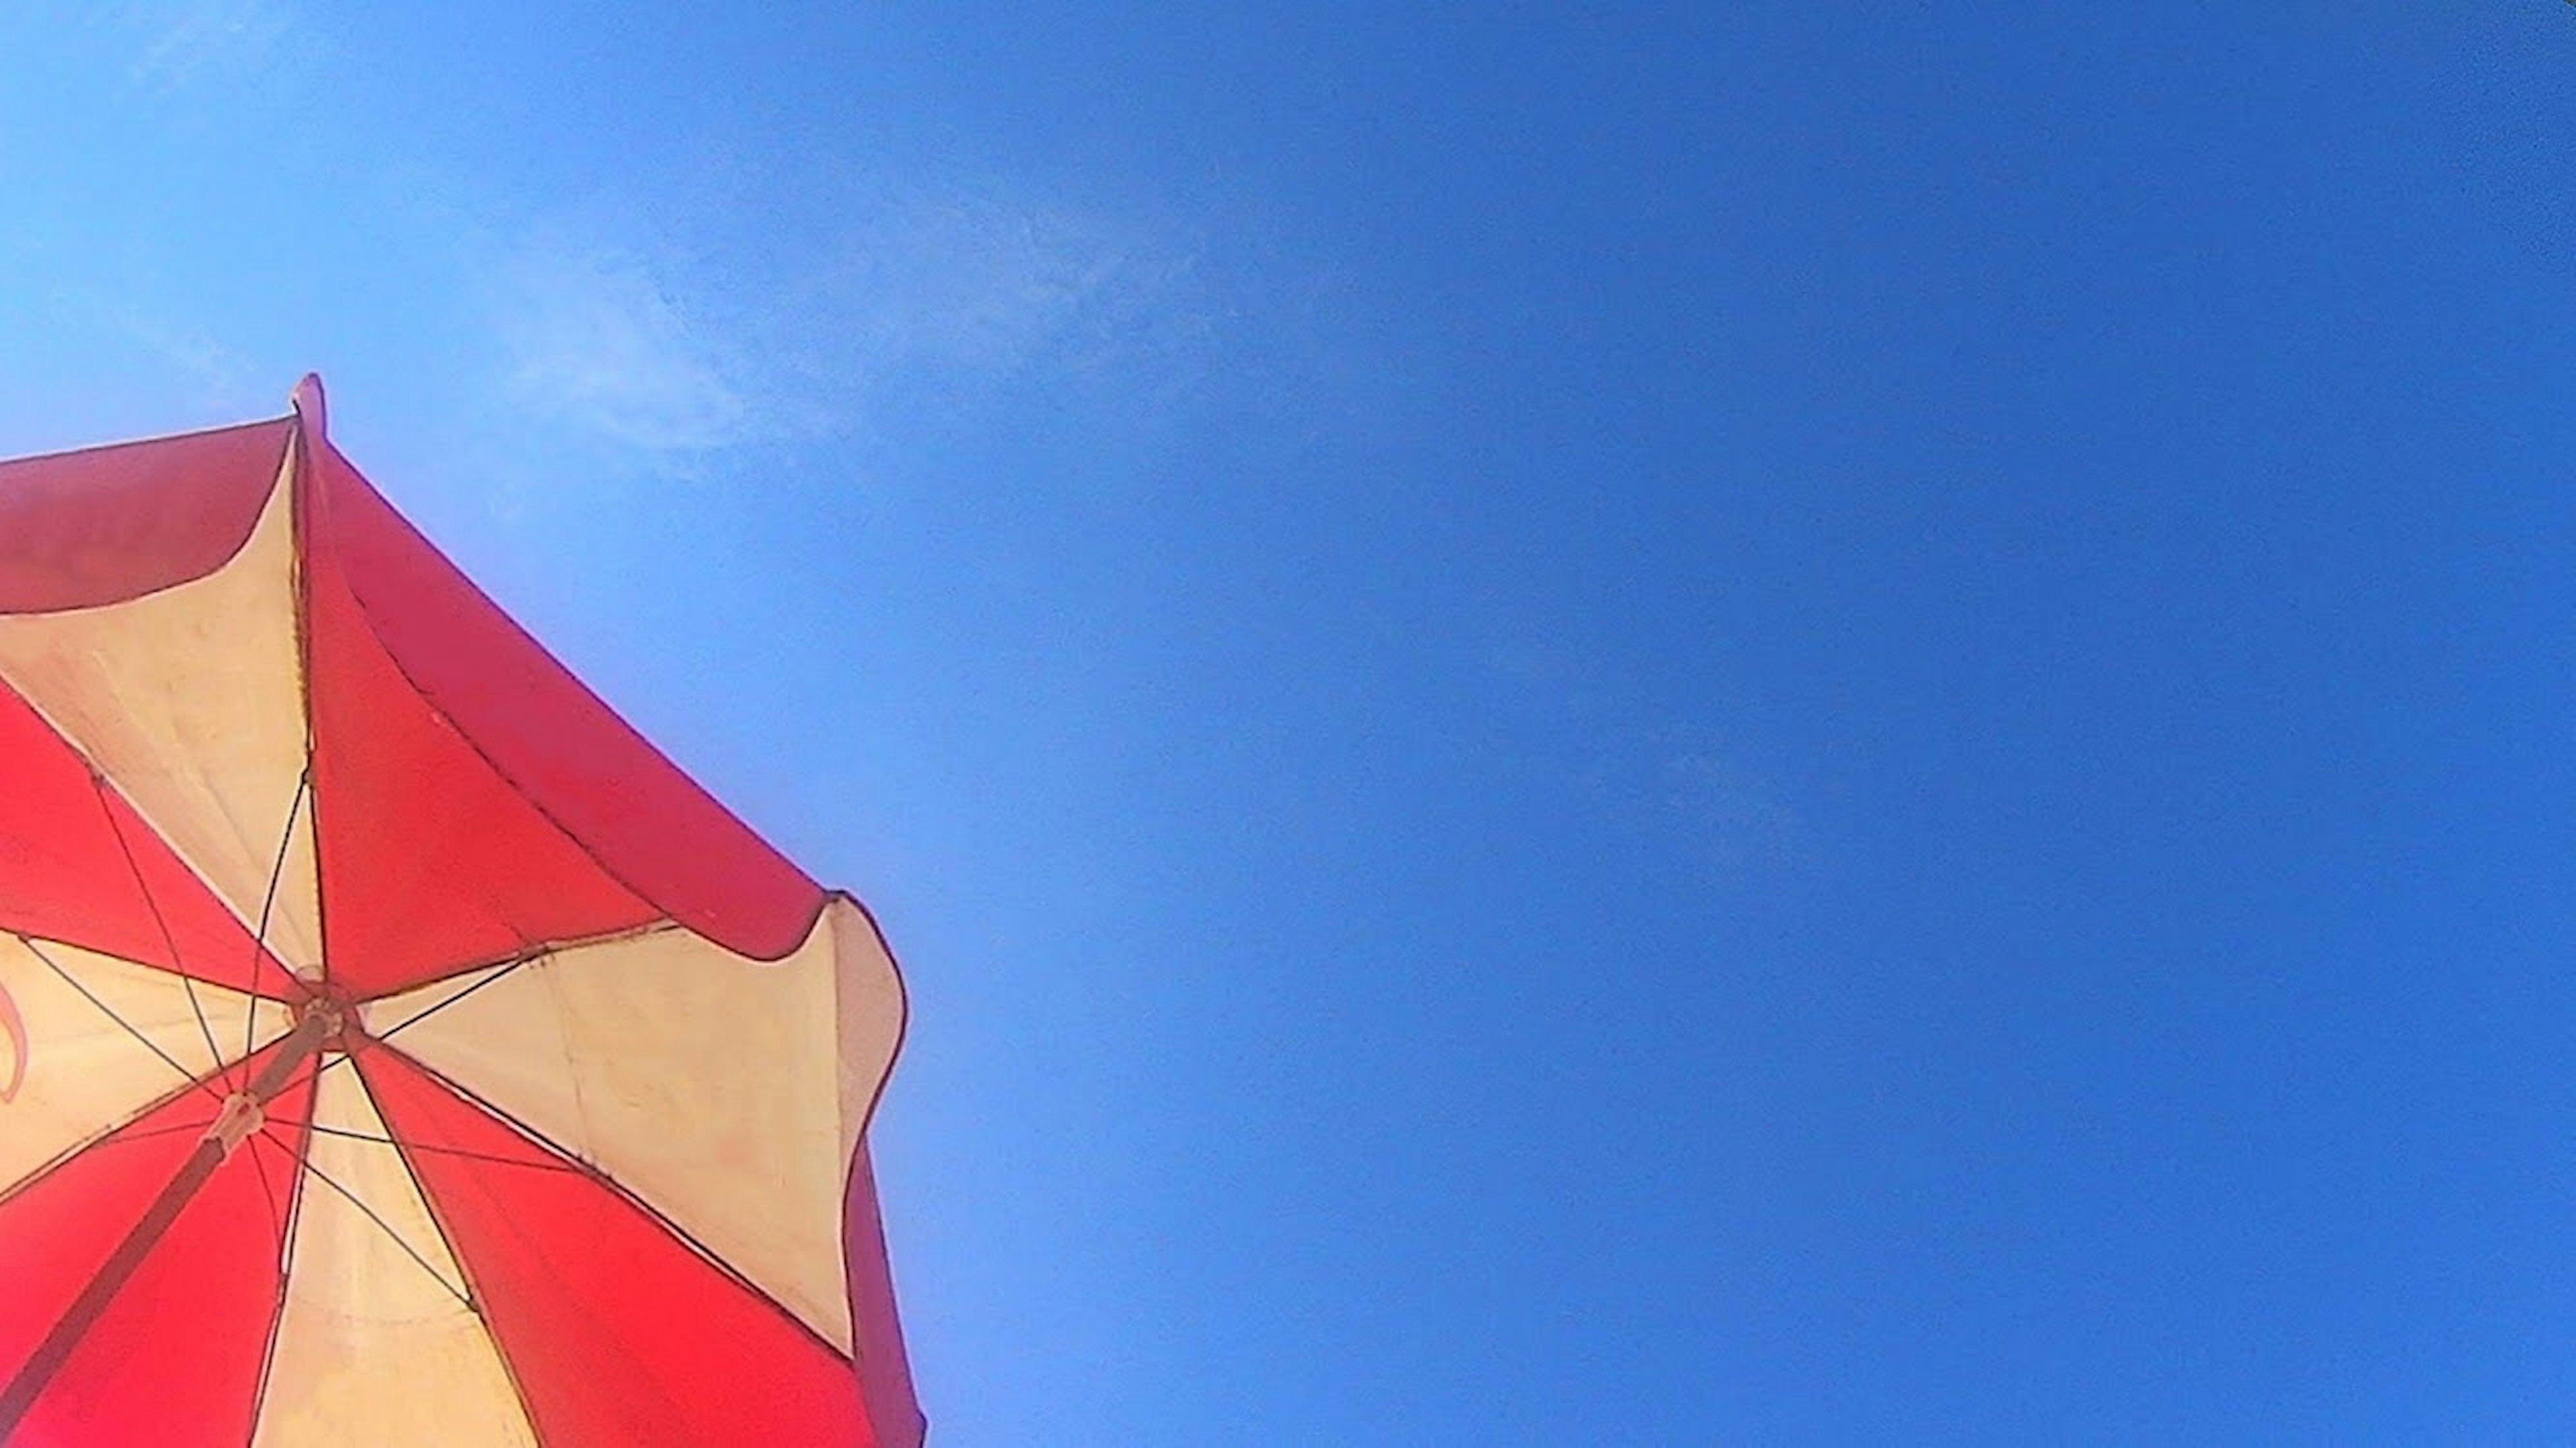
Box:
[0,378,920,1446]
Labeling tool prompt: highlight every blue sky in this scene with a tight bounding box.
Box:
[5,3,2576,1441]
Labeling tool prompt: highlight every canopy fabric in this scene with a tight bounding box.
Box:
[0,382,921,1447]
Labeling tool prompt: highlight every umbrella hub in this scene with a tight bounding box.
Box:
[203,1093,266,1156]
[295,992,358,1050]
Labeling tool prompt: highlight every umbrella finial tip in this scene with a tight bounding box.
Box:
[290,373,327,440]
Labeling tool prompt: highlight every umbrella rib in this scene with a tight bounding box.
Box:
[366,954,540,1042]
[241,1108,317,1441]
[341,1055,553,1437]
[246,1125,284,1245]
[242,771,309,1064]
[376,920,682,1000]
[80,1116,227,1147]
[288,1143,475,1311]
[269,1117,584,1174]
[89,773,229,1078]
[15,936,224,1103]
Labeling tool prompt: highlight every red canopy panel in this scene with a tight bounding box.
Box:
[300,471,659,995]
[299,439,827,985]
[0,420,292,614]
[843,1145,928,1448]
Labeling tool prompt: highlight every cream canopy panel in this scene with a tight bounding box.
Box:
[0,461,322,976]
[251,1062,540,1448]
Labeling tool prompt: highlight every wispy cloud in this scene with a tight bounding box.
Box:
[494,238,755,455]
[119,0,303,92]
[483,174,1226,467]
[767,192,1214,413]
[48,286,264,416]
[0,0,309,99]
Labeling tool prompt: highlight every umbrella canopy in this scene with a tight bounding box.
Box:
[0,378,920,1447]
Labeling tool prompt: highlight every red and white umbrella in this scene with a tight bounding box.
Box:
[0,378,920,1446]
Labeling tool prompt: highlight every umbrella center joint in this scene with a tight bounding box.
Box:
[203,1094,264,1156]
[299,995,356,1052]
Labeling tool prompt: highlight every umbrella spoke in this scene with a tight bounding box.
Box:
[364,954,540,1041]
[266,1116,585,1174]
[83,1116,233,1147]
[15,936,225,1103]
[91,774,227,1076]
[246,1125,284,1248]
[242,770,309,1063]
[290,1144,475,1311]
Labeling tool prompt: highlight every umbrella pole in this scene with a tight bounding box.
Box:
[0,1002,336,1437]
